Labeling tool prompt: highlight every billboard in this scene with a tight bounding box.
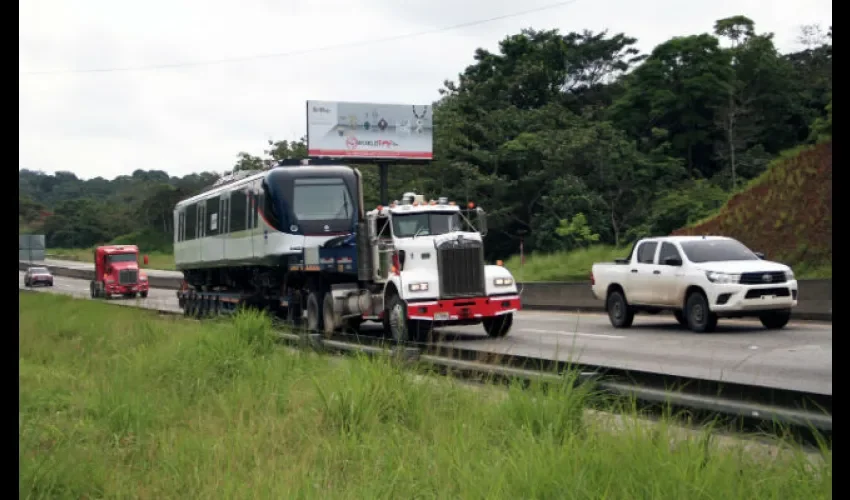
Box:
[306,100,433,160]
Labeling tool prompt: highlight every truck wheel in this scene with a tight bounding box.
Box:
[386,294,413,343]
[759,310,791,330]
[673,310,687,327]
[607,290,634,328]
[306,291,324,333]
[483,313,513,338]
[322,293,338,336]
[685,292,717,333]
[140,291,148,299]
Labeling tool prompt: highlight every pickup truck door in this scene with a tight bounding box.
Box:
[627,241,660,304]
[653,242,687,306]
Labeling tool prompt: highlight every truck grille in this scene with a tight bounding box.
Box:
[118,269,138,285]
[437,238,485,299]
[740,271,787,285]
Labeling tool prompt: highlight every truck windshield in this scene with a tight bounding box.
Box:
[293,178,354,222]
[679,240,759,263]
[392,212,461,238]
[107,253,137,264]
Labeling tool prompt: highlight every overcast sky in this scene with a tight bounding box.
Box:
[19,0,832,180]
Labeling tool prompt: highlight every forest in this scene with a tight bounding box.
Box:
[19,16,832,269]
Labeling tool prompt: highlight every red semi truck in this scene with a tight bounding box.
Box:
[89,245,150,299]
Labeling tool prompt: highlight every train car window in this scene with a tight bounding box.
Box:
[219,197,229,234]
[198,202,206,238]
[252,191,259,228]
[206,198,219,235]
[231,190,248,232]
[185,204,197,241]
[177,211,184,242]
[261,180,281,230]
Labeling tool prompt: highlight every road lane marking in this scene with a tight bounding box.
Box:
[520,328,625,339]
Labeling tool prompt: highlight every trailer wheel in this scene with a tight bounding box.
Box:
[483,313,513,338]
[306,291,324,333]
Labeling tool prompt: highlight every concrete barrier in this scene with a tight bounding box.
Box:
[20,260,831,321]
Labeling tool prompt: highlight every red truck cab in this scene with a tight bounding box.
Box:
[89,245,150,299]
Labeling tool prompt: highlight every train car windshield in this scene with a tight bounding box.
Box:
[292,177,356,233]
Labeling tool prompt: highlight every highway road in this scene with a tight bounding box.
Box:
[19,271,832,395]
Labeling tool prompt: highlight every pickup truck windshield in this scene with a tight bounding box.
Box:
[107,253,137,264]
[392,212,461,238]
[679,240,758,263]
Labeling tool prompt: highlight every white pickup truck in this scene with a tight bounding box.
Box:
[590,236,798,332]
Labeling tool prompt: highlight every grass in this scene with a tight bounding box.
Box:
[46,247,176,271]
[503,245,628,282]
[20,292,831,499]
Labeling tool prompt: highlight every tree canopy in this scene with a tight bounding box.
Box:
[20,18,832,260]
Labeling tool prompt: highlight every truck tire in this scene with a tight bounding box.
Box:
[607,290,634,328]
[685,291,717,333]
[483,313,513,338]
[140,291,148,299]
[386,294,419,343]
[673,310,688,327]
[759,309,791,330]
[306,291,324,333]
[322,293,338,336]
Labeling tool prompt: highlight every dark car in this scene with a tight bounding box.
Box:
[24,266,54,287]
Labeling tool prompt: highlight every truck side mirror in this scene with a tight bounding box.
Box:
[476,207,488,237]
[754,251,765,259]
[143,255,149,265]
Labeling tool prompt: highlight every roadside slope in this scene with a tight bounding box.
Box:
[672,141,832,276]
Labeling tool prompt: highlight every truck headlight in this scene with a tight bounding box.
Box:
[140,276,148,281]
[705,271,739,284]
[408,282,429,292]
[784,270,795,281]
[493,277,513,286]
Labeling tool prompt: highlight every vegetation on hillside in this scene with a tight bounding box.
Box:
[672,140,832,276]
[20,17,831,271]
[20,292,831,498]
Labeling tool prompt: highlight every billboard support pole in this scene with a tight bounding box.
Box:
[379,162,389,206]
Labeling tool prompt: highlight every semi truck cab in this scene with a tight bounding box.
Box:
[366,192,520,340]
[90,245,150,299]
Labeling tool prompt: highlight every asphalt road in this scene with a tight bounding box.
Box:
[19,271,832,395]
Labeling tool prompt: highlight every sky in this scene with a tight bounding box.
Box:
[19,0,832,180]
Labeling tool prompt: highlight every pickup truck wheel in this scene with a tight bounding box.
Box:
[607,290,634,328]
[673,310,688,327]
[759,310,791,330]
[685,292,717,333]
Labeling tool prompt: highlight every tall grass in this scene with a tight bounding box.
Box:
[20,292,831,499]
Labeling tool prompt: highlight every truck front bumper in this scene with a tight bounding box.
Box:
[105,283,149,295]
[407,295,521,322]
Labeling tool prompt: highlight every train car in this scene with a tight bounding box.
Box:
[173,164,364,306]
